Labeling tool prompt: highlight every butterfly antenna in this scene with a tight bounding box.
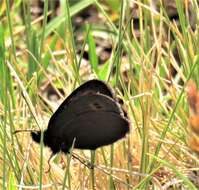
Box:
[45,152,54,173]
[13,129,38,134]
[72,153,94,169]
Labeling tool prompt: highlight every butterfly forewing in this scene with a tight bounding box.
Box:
[48,80,115,130]
[47,93,124,131]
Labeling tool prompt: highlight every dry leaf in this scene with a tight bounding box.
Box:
[186,81,199,153]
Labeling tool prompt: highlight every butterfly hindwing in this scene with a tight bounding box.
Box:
[60,111,129,151]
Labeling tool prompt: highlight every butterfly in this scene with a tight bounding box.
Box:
[31,79,130,155]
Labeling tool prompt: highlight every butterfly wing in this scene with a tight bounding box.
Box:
[48,80,115,130]
[62,111,129,150]
[46,93,129,152]
[67,79,114,100]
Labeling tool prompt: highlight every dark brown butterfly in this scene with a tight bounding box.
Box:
[31,79,130,155]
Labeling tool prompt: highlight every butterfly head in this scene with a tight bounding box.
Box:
[31,130,64,154]
[31,131,41,143]
[31,130,49,145]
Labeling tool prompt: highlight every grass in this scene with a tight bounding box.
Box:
[1,0,199,189]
